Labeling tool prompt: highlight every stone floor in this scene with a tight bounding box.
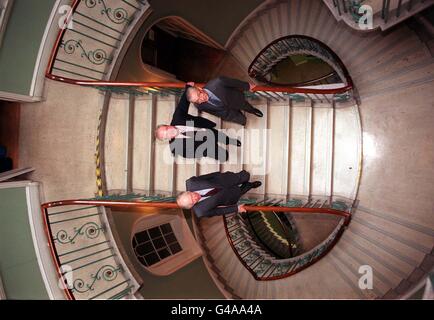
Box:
[16,72,434,299]
[18,76,434,231]
[18,80,102,202]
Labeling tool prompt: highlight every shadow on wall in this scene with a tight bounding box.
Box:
[109,208,225,299]
[116,0,265,83]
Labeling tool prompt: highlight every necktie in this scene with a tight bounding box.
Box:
[177,126,196,138]
[205,89,223,107]
[203,188,221,197]
[177,126,196,133]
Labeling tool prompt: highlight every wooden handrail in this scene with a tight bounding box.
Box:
[41,205,75,300]
[45,74,354,95]
[41,199,351,225]
[41,199,351,290]
[45,0,81,77]
[45,1,354,96]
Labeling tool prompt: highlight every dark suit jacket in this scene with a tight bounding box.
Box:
[197,76,250,118]
[169,87,223,159]
[171,86,216,128]
[186,171,250,218]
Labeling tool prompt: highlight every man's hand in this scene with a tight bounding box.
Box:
[186,82,195,87]
[249,83,257,92]
[238,204,247,213]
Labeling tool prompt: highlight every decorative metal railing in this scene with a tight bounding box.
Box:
[223,196,352,280]
[247,36,351,89]
[46,1,356,103]
[224,211,347,280]
[42,194,351,287]
[41,200,141,300]
[46,0,150,82]
[332,0,366,22]
[330,0,434,29]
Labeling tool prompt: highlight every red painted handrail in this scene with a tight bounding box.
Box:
[41,199,351,296]
[46,0,80,77]
[45,1,354,96]
[45,74,354,95]
[41,205,76,300]
[41,199,351,225]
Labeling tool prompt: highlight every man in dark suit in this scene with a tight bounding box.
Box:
[176,170,262,218]
[186,76,263,126]
[155,85,241,162]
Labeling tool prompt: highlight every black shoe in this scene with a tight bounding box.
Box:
[250,181,262,189]
[236,140,242,147]
[252,108,263,117]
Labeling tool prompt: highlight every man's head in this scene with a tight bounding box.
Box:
[176,191,202,209]
[186,87,209,104]
[155,125,179,141]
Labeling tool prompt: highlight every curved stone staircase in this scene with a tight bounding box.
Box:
[49,0,151,82]
[42,203,141,299]
[194,213,353,299]
[323,0,434,32]
[39,0,152,299]
[98,69,362,298]
[208,0,434,299]
[96,0,434,299]
[39,0,434,299]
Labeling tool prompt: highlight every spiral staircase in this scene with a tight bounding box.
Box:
[16,0,434,299]
[323,0,434,31]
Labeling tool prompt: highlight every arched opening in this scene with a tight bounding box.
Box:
[248,35,352,88]
[141,17,226,83]
[263,54,341,86]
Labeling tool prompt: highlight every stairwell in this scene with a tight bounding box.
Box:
[16,0,434,299]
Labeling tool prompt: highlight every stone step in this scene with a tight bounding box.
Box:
[104,96,129,191]
[45,204,138,300]
[51,0,148,81]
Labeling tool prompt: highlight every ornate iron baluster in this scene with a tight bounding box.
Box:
[60,39,112,65]
[84,0,132,25]
[72,264,123,293]
[54,221,104,245]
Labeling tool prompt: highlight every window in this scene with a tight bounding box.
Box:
[132,223,182,267]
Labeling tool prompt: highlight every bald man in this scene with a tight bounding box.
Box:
[155,85,241,161]
[186,76,263,126]
[177,170,261,218]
